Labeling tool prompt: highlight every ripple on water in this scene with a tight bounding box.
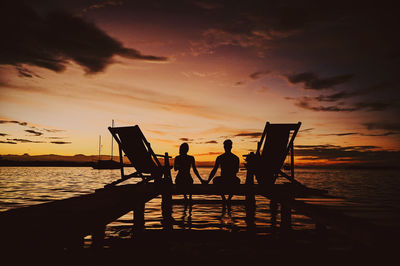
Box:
[1,167,399,236]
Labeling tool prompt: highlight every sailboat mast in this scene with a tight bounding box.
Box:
[98,135,101,161]
[110,119,114,160]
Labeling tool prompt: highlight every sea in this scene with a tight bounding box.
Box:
[1,167,399,242]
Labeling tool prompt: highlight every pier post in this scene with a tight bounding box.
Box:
[281,204,291,229]
[92,224,105,248]
[280,201,292,230]
[270,200,278,228]
[161,152,173,231]
[161,198,173,230]
[245,154,256,232]
[163,152,173,184]
[244,152,255,185]
[245,170,256,232]
[245,195,256,232]
[133,201,145,236]
[162,190,173,231]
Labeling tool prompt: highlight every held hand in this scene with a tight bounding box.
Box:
[200,179,207,185]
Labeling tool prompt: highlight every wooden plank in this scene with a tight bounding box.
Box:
[165,184,330,198]
[0,183,159,251]
[171,199,247,205]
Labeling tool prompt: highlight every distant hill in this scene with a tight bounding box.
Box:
[0,154,116,167]
[0,154,398,169]
[0,154,215,167]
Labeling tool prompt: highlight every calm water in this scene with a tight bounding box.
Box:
[1,167,399,239]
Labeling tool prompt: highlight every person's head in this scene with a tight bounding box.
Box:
[223,139,232,153]
[179,142,189,155]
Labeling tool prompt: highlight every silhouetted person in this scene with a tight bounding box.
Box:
[206,139,240,203]
[174,143,204,201]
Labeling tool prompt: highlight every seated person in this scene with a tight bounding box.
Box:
[206,139,240,202]
[174,143,204,201]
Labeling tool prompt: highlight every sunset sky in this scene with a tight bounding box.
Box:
[0,0,399,166]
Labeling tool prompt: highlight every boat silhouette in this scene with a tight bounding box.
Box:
[92,120,120,170]
[92,159,121,169]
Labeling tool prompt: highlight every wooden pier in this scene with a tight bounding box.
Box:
[1,182,398,256]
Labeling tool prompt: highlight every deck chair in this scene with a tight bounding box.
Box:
[106,125,172,187]
[244,122,301,186]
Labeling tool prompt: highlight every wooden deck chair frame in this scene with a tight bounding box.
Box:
[106,126,172,187]
[245,122,301,185]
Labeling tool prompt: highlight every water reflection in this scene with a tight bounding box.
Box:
[157,195,271,234]
[1,167,400,239]
[178,202,192,230]
[245,196,256,232]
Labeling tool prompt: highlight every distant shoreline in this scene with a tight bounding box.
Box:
[0,160,94,167]
[1,154,399,170]
[0,160,398,170]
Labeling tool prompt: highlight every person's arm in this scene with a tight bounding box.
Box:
[234,156,239,175]
[191,157,203,183]
[174,156,180,171]
[207,157,220,183]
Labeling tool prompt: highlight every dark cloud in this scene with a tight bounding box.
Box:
[353,102,391,111]
[0,133,8,136]
[0,140,17,144]
[285,76,396,116]
[194,152,222,156]
[20,1,397,104]
[362,132,400,137]
[363,122,400,132]
[42,128,65,133]
[300,128,314,133]
[0,119,65,133]
[192,1,223,10]
[297,145,380,150]
[50,141,71,144]
[179,137,193,142]
[288,97,391,113]
[285,75,395,114]
[0,120,28,126]
[188,1,370,56]
[0,1,167,75]
[234,132,262,138]
[249,71,270,80]
[296,144,338,149]
[314,131,399,137]
[197,140,218,144]
[315,91,361,102]
[204,140,218,144]
[82,0,123,13]
[7,138,44,143]
[15,65,43,78]
[291,98,356,112]
[295,144,400,165]
[187,1,378,38]
[25,129,43,136]
[285,72,354,90]
[319,133,358,137]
